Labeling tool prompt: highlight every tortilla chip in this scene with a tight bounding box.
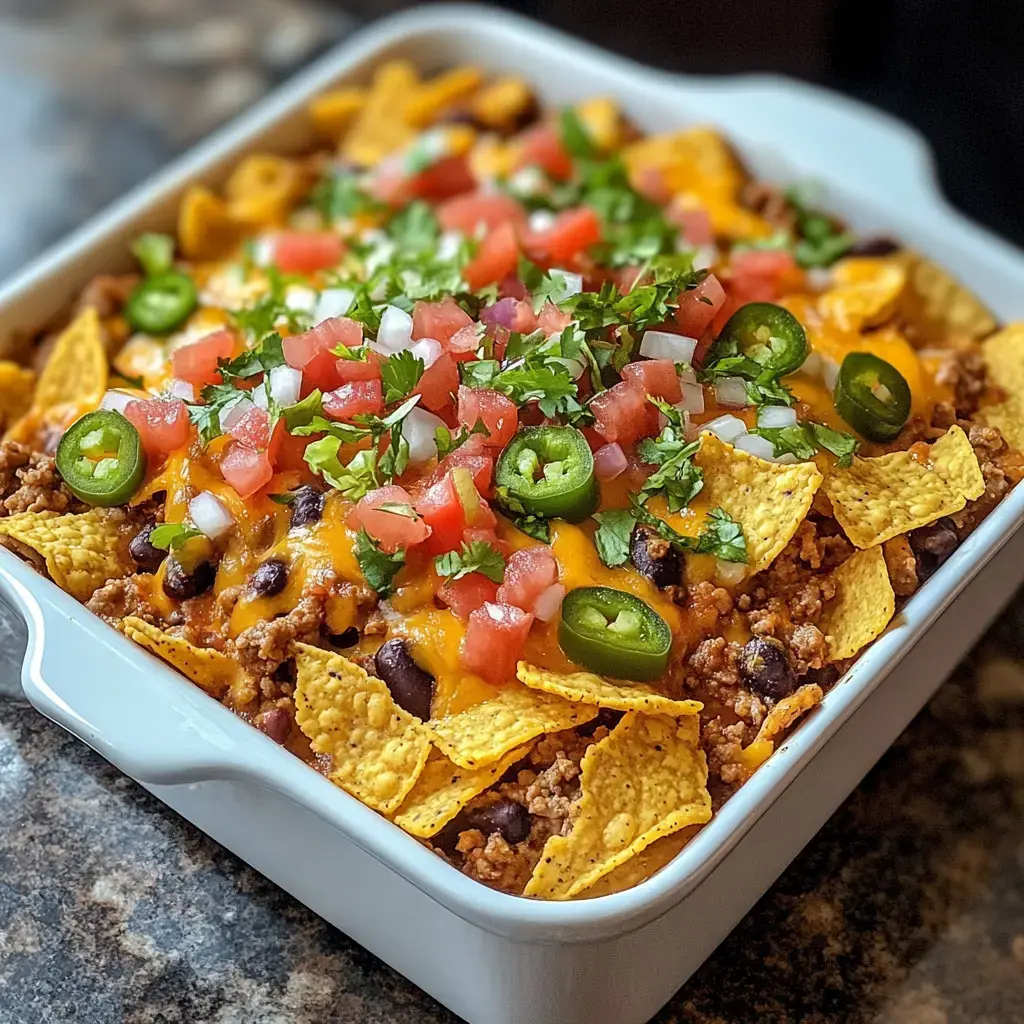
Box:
[737,683,824,776]
[821,546,896,661]
[818,257,906,332]
[294,643,431,814]
[178,185,242,261]
[224,154,305,227]
[517,662,702,716]
[823,425,985,548]
[342,60,418,167]
[897,251,997,343]
[121,616,236,698]
[696,432,824,574]
[308,87,367,139]
[0,509,131,600]
[472,77,534,132]
[429,686,597,770]
[405,67,483,127]
[393,744,531,838]
[580,826,700,899]
[524,713,711,899]
[31,307,107,415]
[977,324,1024,451]
[0,362,35,429]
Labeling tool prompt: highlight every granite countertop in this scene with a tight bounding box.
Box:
[4,4,1024,1022]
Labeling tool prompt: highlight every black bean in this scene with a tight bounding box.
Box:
[162,557,215,601]
[909,517,959,581]
[630,525,682,588]
[466,800,532,845]
[846,236,901,257]
[128,522,165,574]
[738,636,796,701]
[290,485,325,529]
[328,627,360,648]
[374,638,435,720]
[256,707,292,745]
[249,559,289,598]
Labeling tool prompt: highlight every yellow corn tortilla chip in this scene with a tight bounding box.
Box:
[31,308,107,414]
[580,825,701,899]
[819,257,906,332]
[342,60,418,167]
[524,713,711,899]
[429,686,597,770]
[405,67,483,127]
[977,324,1024,451]
[696,432,823,575]
[308,86,367,139]
[178,185,242,261]
[737,683,824,777]
[294,643,432,814]
[393,744,531,838]
[121,616,237,698]
[824,425,985,548]
[471,77,534,132]
[897,251,997,343]
[224,154,305,227]
[0,509,132,601]
[517,662,702,716]
[821,546,896,661]
[0,362,35,429]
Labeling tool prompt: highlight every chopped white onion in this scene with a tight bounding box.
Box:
[677,365,698,386]
[528,210,556,233]
[437,231,463,262]
[284,285,318,313]
[401,406,447,465]
[251,236,275,267]
[315,287,354,324]
[715,559,747,587]
[376,304,415,353]
[702,414,748,444]
[251,382,269,410]
[221,396,254,431]
[188,491,234,540]
[409,337,442,369]
[677,382,705,415]
[736,434,777,461]
[508,166,545,196]
[269,365,302,407]
[553,269,583,296]
[801,351,822,379]
[533,583,566,623]
[691,244,718,270]
[100,390,135,414]
[821,355,840,392]
[639,330,697,363]
[757,405,798,429]
[713,376,750,409]
[774,453,799,465]
[806,267,833,290]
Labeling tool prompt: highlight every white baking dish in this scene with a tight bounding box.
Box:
[2,7,1023,1023]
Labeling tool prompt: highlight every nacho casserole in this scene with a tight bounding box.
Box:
[1,62,1021,901]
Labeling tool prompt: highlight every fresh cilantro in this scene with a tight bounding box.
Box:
[303,440,378,499]
[628,497,748,564]
[218,332,286,382]
[344,284,384,335]
[459,357,581,420]
[434,540,507,584]
[377,421,410,483]
[559,108,597,160]
[810,422,859,465]
[517,259,582,314]
[149,522,204,551]
[636,414,704,512]
[231,267,312,341]
[387,201,440,252]
[311,171,386,225]
[375,501,418,518]
[187,382,248,444]
[592,509,635,568]
[434,420,490,460]
[268,491,297,505]
[131,233,174,277]
[785,186,854,269]
[281,390,327,431]
[290,415,372,444]
[753,421,859,467]
[380,349,425,404]
[512,514,550,543]
[353,528,405,597]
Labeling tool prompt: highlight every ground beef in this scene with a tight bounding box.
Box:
[935,347,988,416]
[73,273,139,322]
[687,636,742,700]
[85,575,159,625]
[0,441,83,517]
[701,717,753,787]
[788,623,829,673]
[455,818,560,894]
[739,180,797,232]
[883,535,920,596]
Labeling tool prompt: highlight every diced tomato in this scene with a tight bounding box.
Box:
[495,546,558,612]
[462,525,510,558]
[272,231,345,275]
[457,386,518,450]
[266,417,285,464]
[674,274,726,339]
[731,248,799,282]
[438,573,500,621]
[726,250,802,308]
[521,207,602,266]
[431,433,494,494]
[348,485,431,554]
[667,199,713,245]
[123,397,191,458]
[536,300,572,337]
[284,317,363,393]
[460,602,535,685]
[220,442,273,499]
[437,191,526,235]
[590,380,658,445]
[414,474,467,554]
[226,405,272,449]
[498,273,529,300]
[515,124,573,181]
[463,222,519,291]
[171,329,235,388]
[273,429,312,472]
[633,166,671,204]
[414,353,458,412]
[620,358,682,403]
[335,353,383,384]
[412,297,473,345]
[322,380,383,421]
[410,154,476,202]
[447,323,484,362]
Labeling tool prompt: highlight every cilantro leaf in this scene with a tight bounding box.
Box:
[636,417,703,512]
[219,332,286,382]
[434,540,507,584]
[281,390,326,431]
[752,421,859,468]
[785,186,854,268]
[131,233,174,277]
[187,382,248,444]
[559,107,597,160]
[512,514,550,542]
[387,200,440,252]
[231,268,312,341]
[311,171,386,225]
[434,420,490,460]
[380,349,425,404]
[353,528,405,597]
[592,509,635,568]
[810,422,859,466]
[303,439,378,499]
[149,522,204,551]
[694,507,747,562]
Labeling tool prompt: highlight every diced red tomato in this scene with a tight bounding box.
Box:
[410,154,476,202]
[335,353,383,384]
[457,386,518,450]
[462,525,510,558]
[590,380,658,445]
[498,273,529,300]
[226,405,272,449]
[220,442,274,499]
[463,222,519,291]
[536,300,572,337]
[447,323,484,362]
[123,397,191,458]
[272,231,345,275]
[438,573,500,621]
[620,358,682,403]
[725,250,802,310]
[413,353,458,412]
[515,124,574,181]
[674,274,726,339]
[633,166,671,204]
[437,191,527,235]
[521,207,602,266]
[415,474,467,554]
[412,297,473,345]
[666,199,713,245]
[495,546,558,612]
[348,485,430,554]
[431,433,494,494]
[273,429,312,473]
[171,329,235,388]
[284,317,364,394]
[730,248,799,282]
[460,601,535,684]
[322,380,383,421]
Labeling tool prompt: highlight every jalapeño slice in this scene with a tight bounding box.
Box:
[834,352,911,441]
[708,301,808,377]
[496,425,598,522]
[56,410,147,506]
[124,271,198,334]
[558,586,672,681]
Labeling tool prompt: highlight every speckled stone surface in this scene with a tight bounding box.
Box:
[4,4,1024,1023]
